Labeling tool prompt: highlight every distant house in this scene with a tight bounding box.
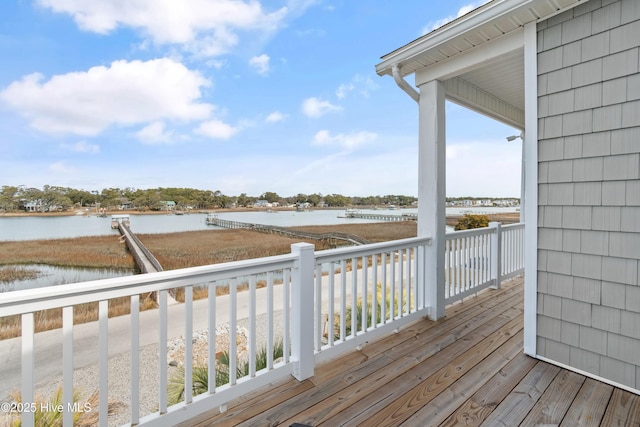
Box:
[254,200,271,208]
[377,0,640,395]
[24,200,44,212]
[159,201,176,211]
[118,198,133,210]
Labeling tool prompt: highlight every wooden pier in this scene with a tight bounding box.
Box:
[112,216,163,274]
[206,214,369,246]
[341,209,417,222]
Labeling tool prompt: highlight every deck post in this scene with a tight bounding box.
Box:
[418,79,446,320]
[489,222,502,289]
[291,242,315,381]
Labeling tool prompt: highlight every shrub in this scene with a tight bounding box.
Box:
[167,339,284,405]
[454,214,490,231]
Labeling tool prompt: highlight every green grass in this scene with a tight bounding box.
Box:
[167,339,285,405]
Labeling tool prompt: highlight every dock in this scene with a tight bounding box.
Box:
[340,208,417,222]
[205,213,369,246]
[112,215,163,274]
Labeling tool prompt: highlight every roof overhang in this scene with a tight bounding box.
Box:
[376,0,588,128]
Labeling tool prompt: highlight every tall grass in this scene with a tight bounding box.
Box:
[0,266,41,283]
[0,235,135,270]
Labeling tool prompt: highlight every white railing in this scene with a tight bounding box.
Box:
[501,222,525,281]
[444,222,524,304]
[313,237,431,364]
[0,225,522,427]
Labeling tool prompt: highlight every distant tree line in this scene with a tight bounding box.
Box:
[0,185,421,213]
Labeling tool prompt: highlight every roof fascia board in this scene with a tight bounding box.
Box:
[415,29,523,86]
[376,0,534,76]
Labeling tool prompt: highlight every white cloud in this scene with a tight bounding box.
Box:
[423,1,491,34]
[336,83,354,100]
[49,161,74,173]
[336,74,378,99]
[312,130,377,150]
[36,0,289,57]
[136,121,175,144]
[195,119,239,139]
[301,97,341,118]
[61,141,100,154]
[249,54,270,75]
[266,111,287,123]
[0,58,212,136]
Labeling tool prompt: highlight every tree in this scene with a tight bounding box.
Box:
[307,193,322,207]
[236,193,253,207]
[133,192,161,211]
[0,186,20,211]
[260,192,280,203]
[324,193,350,207]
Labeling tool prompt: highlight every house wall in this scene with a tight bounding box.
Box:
[536,0,640,391]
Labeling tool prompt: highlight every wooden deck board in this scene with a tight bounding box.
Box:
[520,369,585,426]
[182,277,640,427]
[400,330,524,427]
[559,378,613,427]
[439,350,539,427]
[601,388,640,426]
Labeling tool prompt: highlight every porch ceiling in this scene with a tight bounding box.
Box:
[376,0,586,127]
[456,48,524,112]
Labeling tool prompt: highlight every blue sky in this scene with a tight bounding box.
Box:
[0,0,521,198]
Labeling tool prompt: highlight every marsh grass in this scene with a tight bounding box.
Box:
[0,266,42,283]
[0,235,135,270]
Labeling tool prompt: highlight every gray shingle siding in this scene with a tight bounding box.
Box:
[537,0,640,392]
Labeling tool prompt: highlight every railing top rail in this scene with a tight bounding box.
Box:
[502,222,525,231]
[0,252,298,316]
[446,226,497,239]
[315,236,431,263]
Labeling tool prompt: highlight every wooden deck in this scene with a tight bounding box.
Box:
[184,277,640,426]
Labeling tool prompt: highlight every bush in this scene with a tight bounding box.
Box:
[454,214,490,231]
[167,339,284,405]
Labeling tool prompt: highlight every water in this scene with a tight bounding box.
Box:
[0,207,518,242]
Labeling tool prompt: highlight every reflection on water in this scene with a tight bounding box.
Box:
[0,264,133,292]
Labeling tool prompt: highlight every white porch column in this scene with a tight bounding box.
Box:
[418,79,446,320]
[523,21,538,356]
